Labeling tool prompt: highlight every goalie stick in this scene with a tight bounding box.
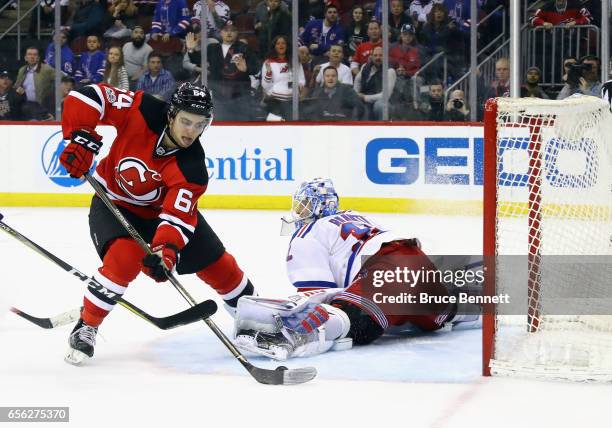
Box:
[0,213,218,330]
[85,174,317,385]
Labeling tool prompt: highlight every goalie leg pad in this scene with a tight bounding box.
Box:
[233,296,352,360]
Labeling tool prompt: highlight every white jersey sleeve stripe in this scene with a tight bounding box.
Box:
[68,90,103,119]
[159,213,196,233]
[90,84,106,118]
[334,291,389,329]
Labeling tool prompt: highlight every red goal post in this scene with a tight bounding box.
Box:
[482,95,612,382]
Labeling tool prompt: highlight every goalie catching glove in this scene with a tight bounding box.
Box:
[142,244,179,282]
[233,295,352,361]
[59,129,103,178]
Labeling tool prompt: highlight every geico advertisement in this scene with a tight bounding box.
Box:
[0,124,490,199]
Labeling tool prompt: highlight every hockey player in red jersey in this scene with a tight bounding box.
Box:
[232,178,481,360]
[60,82,257,364]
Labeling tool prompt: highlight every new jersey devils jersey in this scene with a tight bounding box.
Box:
[62,83,208,251]
[286,211,404,292]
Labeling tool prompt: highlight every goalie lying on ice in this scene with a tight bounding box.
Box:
[233,178,482,360]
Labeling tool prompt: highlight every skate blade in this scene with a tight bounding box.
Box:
[64,348,90,366]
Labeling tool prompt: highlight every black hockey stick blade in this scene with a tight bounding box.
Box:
[125,299,218,330]
[246,362,317,385]
[9,307,81,329]
[10,300,218,331]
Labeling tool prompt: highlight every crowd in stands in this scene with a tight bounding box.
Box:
[0,0,605,122]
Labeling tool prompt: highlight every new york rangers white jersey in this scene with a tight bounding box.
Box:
[286,210,405,292]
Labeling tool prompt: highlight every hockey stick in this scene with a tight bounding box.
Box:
[85,174,317,385]
[0,213,218,330]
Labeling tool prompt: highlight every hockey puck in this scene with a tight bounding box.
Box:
[0,212,3,221]
[276,366,288,371]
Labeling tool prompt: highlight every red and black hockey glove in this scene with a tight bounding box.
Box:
[59,129,103,178]
[142,244,179,282]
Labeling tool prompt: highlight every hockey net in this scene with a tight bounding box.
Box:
[483,96,612,382]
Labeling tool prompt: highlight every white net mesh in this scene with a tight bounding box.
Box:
[489,96,612,382]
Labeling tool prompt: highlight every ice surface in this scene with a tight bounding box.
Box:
[0,208,609,427]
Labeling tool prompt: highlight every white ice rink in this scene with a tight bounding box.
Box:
[0,207,609,427]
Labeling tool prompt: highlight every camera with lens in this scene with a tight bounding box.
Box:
[452,98,464,109]
[566,62,592,87]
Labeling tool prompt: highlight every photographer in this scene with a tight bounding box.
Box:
[445,89,469,122]
[557,55,601,100]
[417,80,445,121]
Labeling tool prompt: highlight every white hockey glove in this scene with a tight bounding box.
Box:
[233,295,351,361]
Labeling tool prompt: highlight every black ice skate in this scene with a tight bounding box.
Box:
[64,318,98,365]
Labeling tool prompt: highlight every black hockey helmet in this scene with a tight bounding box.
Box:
[168,82,213,119]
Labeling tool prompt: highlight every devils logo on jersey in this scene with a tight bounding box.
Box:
[115,157,163,202]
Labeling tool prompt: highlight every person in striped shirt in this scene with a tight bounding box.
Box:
[135,51,176,101]
[103,47,130,91]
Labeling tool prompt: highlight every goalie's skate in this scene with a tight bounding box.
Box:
[64,318,98,366]
[234,329,293,361]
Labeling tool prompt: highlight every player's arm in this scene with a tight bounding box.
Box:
[60,84,133,178]
[287,235,337,292]
[142,171,205,282]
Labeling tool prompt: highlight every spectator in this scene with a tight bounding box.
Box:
[303,66,362,120]
[351,20,382,77]
[135,51,176,100]
[74,35,105,84]
[520,66,549,99]
[557,55,601,99]
[103,46,130,90]
[300,5,345,59]
[14,46,55,115]
[257,0,292,55]
[390,23,422,81]
[183,32,203,78]
[389,0,411,42]
[409,0,443,30]
[529,0,592,29]
[298,45,316,93]
[123,26,154,86]
[255,0,289,36]
[314,44,352,86]
[354,46,396,120]
[445,0,475,33]
[298,0,325,28]
[486,57,510,99]
[60,75,75,112]
[417,79,444,121]
[445,89,469,121]
[29,0,70,37]
[206,21,260,119]
[0,71,25,121]
[420,3,465,79]
[44,30,74,76]
[65,0,104,39]
[191,0,230,41]
[104,0,138,39]
[150,0,191,40]
[261,35,305,120]
[344,5,368,61]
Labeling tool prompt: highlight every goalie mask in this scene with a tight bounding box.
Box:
[281,178,339,235]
